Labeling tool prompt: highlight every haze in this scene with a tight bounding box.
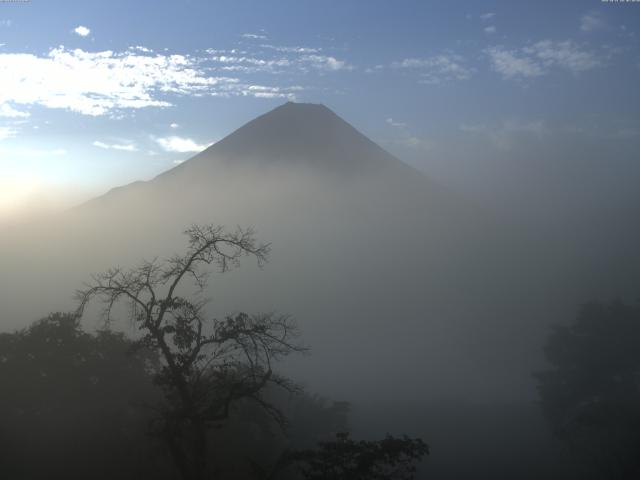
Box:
[1,1,640,479]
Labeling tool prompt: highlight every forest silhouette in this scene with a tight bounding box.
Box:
[0,225,428,480]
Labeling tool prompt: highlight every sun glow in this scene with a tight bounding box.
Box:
[0,174,44,219]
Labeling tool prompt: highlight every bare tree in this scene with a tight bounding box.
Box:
[76,225,306,480]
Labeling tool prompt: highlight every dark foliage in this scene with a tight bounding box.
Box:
[0,312,356,480]
[0,312,168,480]
[1,225,429,480]
[535,300,640,479]
[284,432,428,480]
[75,224,306,480]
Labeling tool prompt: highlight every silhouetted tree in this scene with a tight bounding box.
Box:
[76,225,306,480]
[0,312,166,480]
[534,300,640,479]
[256,432,428,480]
[205,390,352,479]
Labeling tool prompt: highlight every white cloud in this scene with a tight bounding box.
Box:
[392,54,472,83]
[580,11,606,33]
[206,48,352,74]
[386,118,407,128]
[0,20,12,28]
[92,141,109,149]
[485,46,543,79]
[364,64,384,74]
[460,120,547,150]
[0,104,29,118]
[92,140,138,151]
[74,26,91,37]
[401,136,432,150]
[155,136,212,153]
[0,126,17,140]
[112,144,137,151]
[244,84,301,99]
[242,33,267,40]
[486,41,601,79]
[384,117,431,150]
[170,123,179,129]
[0,46,298,116]
[131,45,152,53]
[484,26,496,34]
[526,40,601,72]
[260,44,321,54]
[301,54,353,71]
[208,54,292,73]
[480,13,496,21]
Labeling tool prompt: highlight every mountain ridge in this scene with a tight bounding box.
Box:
[81,101,442,209]
[161,101,419,177]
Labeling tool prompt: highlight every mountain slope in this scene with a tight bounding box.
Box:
[166,102,415,175]
[81,102,447,212]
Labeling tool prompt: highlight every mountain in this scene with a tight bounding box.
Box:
[80,102,447,212]
[167,101,412,175]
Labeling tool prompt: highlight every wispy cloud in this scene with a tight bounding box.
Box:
[242,33,267,40]
[206,48,352,73]
[0,103,29,118]
[580,11,606,33]
[386,118,407,128]
[92,140,138,151]
[0,46,303,116]
[260,44,321,54]
[244,85,302,98]
[529,40,602,72]
[154,136,212,153]
[301,54,353,71]
[480,13,496,21]
[486,41,602,79]
[385,117,431,150]
[206,53,292,73]
[392,54,472,84]
[485,47,543,79]
[461,120,548,149]
[0,20,12,28]
[74,26,91,37]
[484,26,496,35]
[401,136,432,150]
[0,126,17,140]
[131,45,152,53]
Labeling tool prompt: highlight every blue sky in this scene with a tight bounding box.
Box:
[0,0,639,217]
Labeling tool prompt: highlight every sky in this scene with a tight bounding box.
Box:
[1,0,639,219]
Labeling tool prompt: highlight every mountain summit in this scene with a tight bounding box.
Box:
[85,102,434,208]
[163,102,410,178]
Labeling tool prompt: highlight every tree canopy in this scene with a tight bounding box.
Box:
[0,224,429,480]
[535,300,640,479]
[0,312,167,480]
[75,224,306,480]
